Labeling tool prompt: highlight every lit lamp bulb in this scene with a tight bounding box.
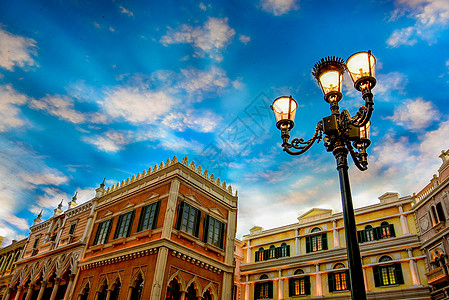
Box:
[271,96,298,130]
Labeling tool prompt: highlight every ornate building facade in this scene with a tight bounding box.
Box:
[4,193,94,300]
[71,156,238,300]
[0,239,27,299]
[240,193,430,300]
[413,149,449,299]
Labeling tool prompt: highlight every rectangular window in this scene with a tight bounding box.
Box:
[114,211,135,239]
[254,281,273,299]
[306,233,328,253]
[373,264,404,287]
[176,201,201,238]
[328,271,350,292]
[137,201,160,232]
[33,236,40,248]
[204,215,225,248]
[289,277,310,296]
[69,223,77,235]
[93,219,112,245]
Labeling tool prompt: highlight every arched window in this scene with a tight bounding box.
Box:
[289,269,310,296]
[255,275,272,299]
[166,278,181,300]
[255,247,265,262]
[294,269,304,275]
[364,225,374,241]
[130,276,144,300]
[186,284,197,300]
[280,243,289,257]
[97,283,108,300]
[380,222,391,238]
[110,281,121,300]
[79,283,90,300]
[306,227,327,253]
[329,263,349,292]
[374,256,404,286]
[269,245,276,259]
[203,289,213,300]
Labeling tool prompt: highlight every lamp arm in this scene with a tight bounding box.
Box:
[342,88,374,128]
[346,141,368,171]
[282,121,323,156]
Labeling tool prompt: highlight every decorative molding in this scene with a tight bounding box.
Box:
[171,250,222,274]
[120,202,135,211]
[80,248,158,270]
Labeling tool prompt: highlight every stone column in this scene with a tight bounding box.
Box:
[36,281,47,300]
[246,240,251,263]
[221,272,233,300]
[63,274,76,300]
[162,180,180,239]
[399,205,410,235]
[13,286,23,300]
[295,229,301,255]
[333,220,340,248]
[24,283,35,300]
[150,247,169,299]
[408,249,421,286]
[315,264,322,297]
[180,291,186,300]
[81,200,99,243]
[245,277,250,300]
[49,278,61,300]
[105,289,112,300]
[126,286,133,300]
[278,278,284,300]
[3,287,13,300]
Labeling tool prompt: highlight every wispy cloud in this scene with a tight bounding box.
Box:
[162,110,221,133]
[102,87,176,124]
[19,170,69,187]
[0,84,28,132]
[239,35,251,45]
[30,95,87,123]
[177,66,230,100]
[386,98,440,131]
[260,0,299,16]
[0,28,37,71]
[119,5,134,17]
[387,0,449,47]
[160,17,235,61]
[83,130,131,152]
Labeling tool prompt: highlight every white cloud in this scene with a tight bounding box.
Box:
[177,66,230,98]
[239,35,251,45]
[119,5,134,16]
[161,17,235,61]
[102,87,176,124]
[419,119,449,156]
[35,188,68,210]
[0,28,37,71]
[162,110,220,133]
[260,0,299,16]
[83,130,130,152]
[387,98,439,130]
[388,0,449,47]
[386,26,418,47]
[0,84,28,132]
[30,95,87,123]
[159,136,204,152]
[19,170,69,187]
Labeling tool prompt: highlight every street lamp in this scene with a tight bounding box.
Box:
[271,51,376,300]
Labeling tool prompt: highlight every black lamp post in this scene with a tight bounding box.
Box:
[271,51,376,300]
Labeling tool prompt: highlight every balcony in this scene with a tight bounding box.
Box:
[427,264,449,285]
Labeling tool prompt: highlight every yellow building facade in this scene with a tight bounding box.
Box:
[240,193,430,299]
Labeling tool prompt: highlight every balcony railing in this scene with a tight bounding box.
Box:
[426,264,449,285]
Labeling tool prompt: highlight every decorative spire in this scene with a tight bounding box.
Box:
[58,199,63,209]
[68,192,78,210]
[53,200,63,217]
[33,209,43,226]
[38,209,43,218]
[100,178,106,189]
[95,178,106,198]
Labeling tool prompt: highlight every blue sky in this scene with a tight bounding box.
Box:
[1,0,449,245]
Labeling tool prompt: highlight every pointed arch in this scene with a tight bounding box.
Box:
[97,275,109,293]
[185,276,202,295]
[167,270,186,291]
[110,272,122,290]
[129,268,145,288]
[202,282,218,300]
